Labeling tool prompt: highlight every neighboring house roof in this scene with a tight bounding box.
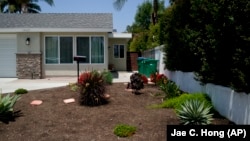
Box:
[0,13,113,32]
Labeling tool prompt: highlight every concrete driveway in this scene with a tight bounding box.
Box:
[0,71,134,94]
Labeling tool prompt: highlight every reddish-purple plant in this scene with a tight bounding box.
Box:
[78,70,108,106]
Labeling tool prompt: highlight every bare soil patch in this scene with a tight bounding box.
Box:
[0,83,233,141]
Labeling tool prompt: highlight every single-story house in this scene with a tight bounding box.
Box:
[0,13,132,79]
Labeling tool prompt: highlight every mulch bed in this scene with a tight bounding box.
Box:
[0,83,233,141]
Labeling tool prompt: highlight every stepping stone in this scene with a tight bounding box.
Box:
[63,98,75,104]
[104,94,110,99]
[30,100,43,106]
[125,89,133,92]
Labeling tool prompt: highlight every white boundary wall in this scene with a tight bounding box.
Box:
[165,70,250,125]
[143,45,250,125]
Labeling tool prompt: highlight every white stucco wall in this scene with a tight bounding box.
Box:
[17,32,41,53]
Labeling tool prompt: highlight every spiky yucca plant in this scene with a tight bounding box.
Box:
[78,70,108,106]
[176,99,214,125]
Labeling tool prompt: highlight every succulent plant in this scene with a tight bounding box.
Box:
[0,93,21,123]
[176,99,214,125]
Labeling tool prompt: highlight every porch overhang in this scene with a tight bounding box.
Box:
[108,32,132,39]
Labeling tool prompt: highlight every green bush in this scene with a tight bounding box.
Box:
[150,93,212,110]
[159,80,182,99]
[176,99,214,125]
[101,69,113,85]
[0,93,21,122]
[162,0,250,93]
[14,88,28,94]
[68,83,79,92]
[113,124,136,137]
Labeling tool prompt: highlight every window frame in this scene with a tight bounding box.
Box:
[113,44,125,59]
[44,35,105,65]
[44,35,74,64]
[76,36,90,64]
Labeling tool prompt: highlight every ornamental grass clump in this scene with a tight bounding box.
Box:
[78,70,108,106]
[113,124,137,137]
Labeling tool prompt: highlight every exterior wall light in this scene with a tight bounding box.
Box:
[26,37,30,45]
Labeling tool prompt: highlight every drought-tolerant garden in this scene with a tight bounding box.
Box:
[0,70,233,141]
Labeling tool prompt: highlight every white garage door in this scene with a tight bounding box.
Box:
[0,34,17,77]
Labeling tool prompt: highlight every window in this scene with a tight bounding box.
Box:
[45,36,73,64]
[114,45,124,58]
[45,36,104,64]
[76,36,104,64]
[77,37,90,63]
[60,37,73,63]
[45,37,58,64]
[91,37,104,63]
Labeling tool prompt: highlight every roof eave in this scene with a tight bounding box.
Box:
[0,28,113,33]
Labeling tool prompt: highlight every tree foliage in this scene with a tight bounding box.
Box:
[0,0,54,13]
[163,0,202,72]
[128,0,166,51]
[162,0,250,93]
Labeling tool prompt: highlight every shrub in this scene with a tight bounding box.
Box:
[176,99,214,125]
[101,69,113,85]
[159,80,182,99]
[150,93,212,110]
[127,73,144,94]
[150,72,168,85]
[68,82,79,92]
[0,93,21,122]
[141,74,148,84]
[113,124,136,137]
[14,88,28,94]
[78,70,108,106]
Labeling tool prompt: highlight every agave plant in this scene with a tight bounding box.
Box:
[176,99,214,125]
[78,70,108,106]
[0,93,21,122]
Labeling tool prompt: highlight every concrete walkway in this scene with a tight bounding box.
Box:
[0,71,134,94]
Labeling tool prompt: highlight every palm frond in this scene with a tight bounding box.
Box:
[113,0,127,11]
